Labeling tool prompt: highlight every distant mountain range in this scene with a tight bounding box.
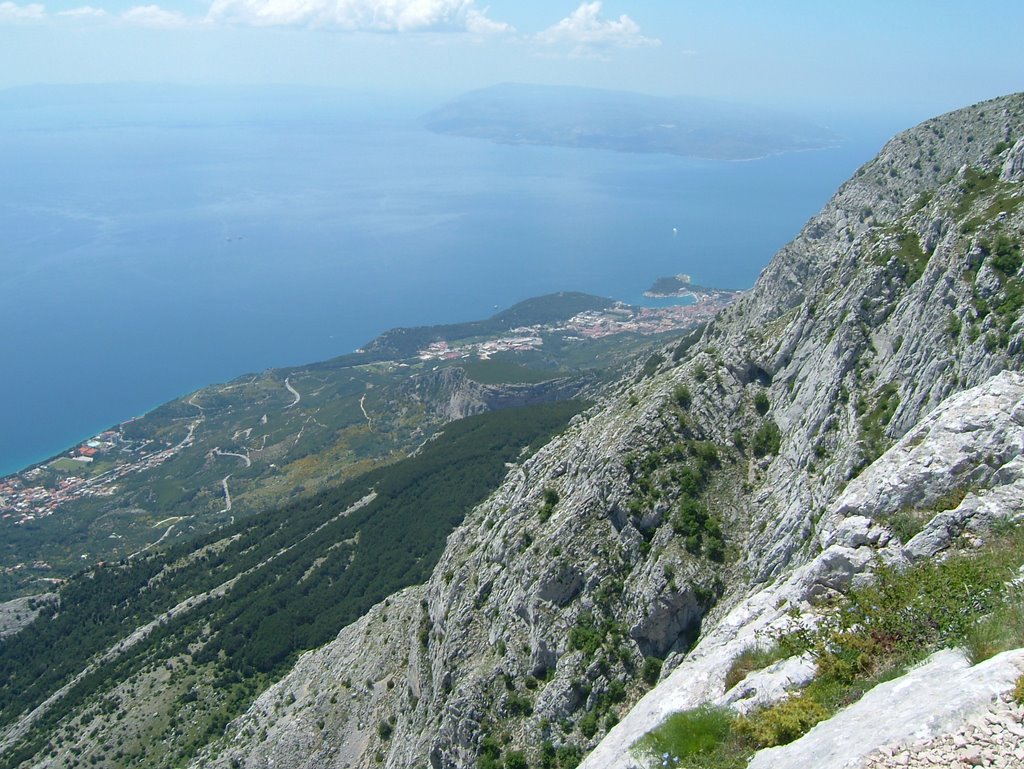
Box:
[424,83,841,160]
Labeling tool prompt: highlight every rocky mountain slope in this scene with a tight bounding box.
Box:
[2,94,1023,769]
[190,93,1024,769]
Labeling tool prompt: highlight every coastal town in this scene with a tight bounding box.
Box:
[1,288,742,532]
[416,292,740,362]
[0,423,198,529]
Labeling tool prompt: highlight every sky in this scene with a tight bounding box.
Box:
[0,0,1022,124]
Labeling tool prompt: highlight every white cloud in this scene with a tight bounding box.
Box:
[0,1,45,23]
[57,5,108,20]
[465,7,512,35]
[536,1,658,55]
[206,0,512,33]
[121,4,190,27]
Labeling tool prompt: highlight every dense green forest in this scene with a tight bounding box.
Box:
[0,401,587,768]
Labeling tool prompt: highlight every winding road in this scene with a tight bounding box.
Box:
[213,448,251,468]
[219,474,233,513]
[359,394,372,427]
[284,377,301,408]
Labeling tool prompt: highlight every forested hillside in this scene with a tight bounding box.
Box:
[0,402,586,768]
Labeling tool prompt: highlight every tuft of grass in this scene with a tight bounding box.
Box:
[964,586,1024,664]
[1014,673,1024,705]
[882,486,968,543]
[884,508,927,543]
[633,706,749,769]
[723,643,789,691]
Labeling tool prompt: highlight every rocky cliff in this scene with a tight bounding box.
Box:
[180,93,1024,769]
[402,367,597,422]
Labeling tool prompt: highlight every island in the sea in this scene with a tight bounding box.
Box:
[424,83,841,161]
[644,273,745,305]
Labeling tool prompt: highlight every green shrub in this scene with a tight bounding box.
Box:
[673,498,710,554]
[689,441,719,468]
[641,657,663,686]
[946,312,962,339]
[984,233,1023,276]
[704,519,726,563]
[578,711,599,738]
[673,385,692,410]
[539,742,556,769]
[478,735,502,769]
[606,679,627,704]
[734,694,827,748]
[504,751,528,769]
[856,383,900,468]
[569,612,603,658]
[753,391,770,416]
[1014,673,1024,705]
[731,430,745,452]
[994,278,1024,329]
[751,420,782,457]
[555,745,582,769]
[539,488,560,522]
[506,691,533,717]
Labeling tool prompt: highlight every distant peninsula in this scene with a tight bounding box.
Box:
[424,83,841,161]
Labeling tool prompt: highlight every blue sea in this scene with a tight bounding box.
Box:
[0,86,893,476]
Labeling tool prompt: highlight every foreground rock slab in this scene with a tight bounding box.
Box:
[748,648,1024,769]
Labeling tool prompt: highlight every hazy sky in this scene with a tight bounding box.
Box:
[1,0,1022,121]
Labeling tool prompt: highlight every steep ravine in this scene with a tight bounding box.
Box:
[195,94,1024,769]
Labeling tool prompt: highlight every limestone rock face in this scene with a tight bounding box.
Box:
[824,371,1024,538]
[195,94,1024,769]
[403,366,592,421]
[580,371,1024,769]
